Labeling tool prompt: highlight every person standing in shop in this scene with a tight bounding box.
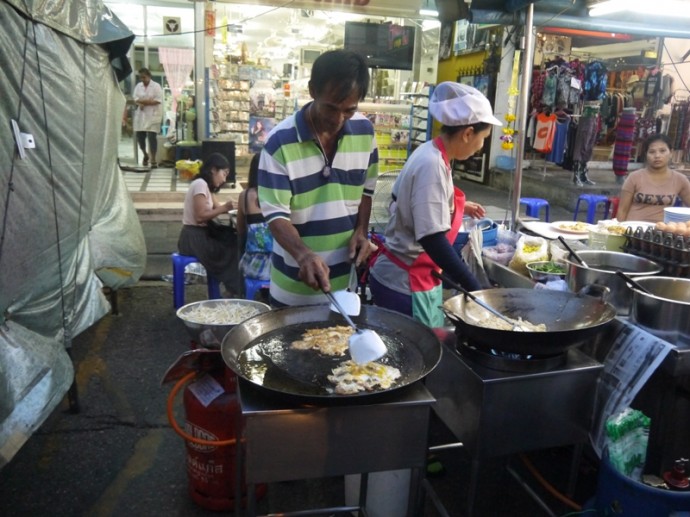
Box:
[617,133,690,223]
[133,67,163,168]
[258,49,378,307]
[368,82,502,327]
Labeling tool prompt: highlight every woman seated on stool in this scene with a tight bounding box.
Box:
[237,154,273,301]
[177,152,239,297]
[617,133,690,223]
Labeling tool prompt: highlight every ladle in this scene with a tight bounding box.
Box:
[615,270,652,295]
[557,236,589,268]
[432,271,526,332]
[322,289,387,364]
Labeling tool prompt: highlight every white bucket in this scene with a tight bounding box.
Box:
[344,469,411,517]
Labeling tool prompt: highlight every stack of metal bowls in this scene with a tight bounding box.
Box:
[176,299,271,347]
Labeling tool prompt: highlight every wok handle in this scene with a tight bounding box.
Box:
[431,271,516,328]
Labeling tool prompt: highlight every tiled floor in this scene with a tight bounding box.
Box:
[119,136,242,195]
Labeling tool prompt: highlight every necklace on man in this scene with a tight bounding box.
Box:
[308,106,332,178]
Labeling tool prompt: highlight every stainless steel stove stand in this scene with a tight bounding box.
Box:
[425,338,603,516]
[234,380,435,517]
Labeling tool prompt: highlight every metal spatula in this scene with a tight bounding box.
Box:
[433,271,527,332]
[323,290,387,364]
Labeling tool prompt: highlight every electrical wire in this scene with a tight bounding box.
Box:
[136,0,299,39]
[663,41,690,92]
[519,452,583,512]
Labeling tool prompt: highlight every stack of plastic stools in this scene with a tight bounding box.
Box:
[245,277,270,301]
[519,197,550,221]
[573,194,610,223]
[172,252,222,309]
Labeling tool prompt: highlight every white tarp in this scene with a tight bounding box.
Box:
[0,0,144,465]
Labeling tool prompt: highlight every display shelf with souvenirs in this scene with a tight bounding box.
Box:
[208,60,278,158]
[360,104,410,173]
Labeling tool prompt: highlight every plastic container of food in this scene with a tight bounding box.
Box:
[526,261,567,282]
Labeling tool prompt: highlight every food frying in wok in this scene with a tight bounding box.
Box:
[478,314,547,332]
[327,360,402,395]
[290,325,354,356]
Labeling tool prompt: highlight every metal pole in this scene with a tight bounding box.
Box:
[510,2,535,231]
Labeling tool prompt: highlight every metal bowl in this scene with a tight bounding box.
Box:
[526,261,567,282]
[176,299,271,347]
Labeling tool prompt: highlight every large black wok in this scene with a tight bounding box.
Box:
[220,304,442,400]
[443,288,617,356]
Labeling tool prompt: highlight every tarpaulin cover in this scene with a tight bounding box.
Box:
[0,0,142,465]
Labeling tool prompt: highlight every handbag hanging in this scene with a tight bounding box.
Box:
[207,218,235,242]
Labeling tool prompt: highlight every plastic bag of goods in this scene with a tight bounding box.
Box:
[549,238,588,265]
[509,235,549,275]
[176,159,202,181]
[482,243,516,266]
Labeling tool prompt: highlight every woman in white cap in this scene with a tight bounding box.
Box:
[368,82,502,327]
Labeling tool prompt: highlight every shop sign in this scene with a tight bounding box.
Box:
[163,16,181,35]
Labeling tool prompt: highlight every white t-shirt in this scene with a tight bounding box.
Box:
[182,179,212,226]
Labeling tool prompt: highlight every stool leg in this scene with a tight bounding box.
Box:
[544,205,550,222]
[207,275,222,300]
[173,259,186,309]
[245,278,258,301]
[573,200,581,221]
[587,203,597,224]
[603,201,610,220]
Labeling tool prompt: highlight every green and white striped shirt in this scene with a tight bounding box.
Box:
[258,102,378,306]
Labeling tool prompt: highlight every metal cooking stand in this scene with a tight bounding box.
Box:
[425,328,603,516]
[234,378,435,517]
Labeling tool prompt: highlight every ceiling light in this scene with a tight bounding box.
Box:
[419,0,438,18]
[589,0,690,18]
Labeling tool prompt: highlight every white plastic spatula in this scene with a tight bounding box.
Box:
[323,290,387,364]
[328,289,361,316]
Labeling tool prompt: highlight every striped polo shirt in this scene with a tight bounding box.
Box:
[258,102,379,306]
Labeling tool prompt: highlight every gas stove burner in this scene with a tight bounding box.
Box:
[457,341,567,373]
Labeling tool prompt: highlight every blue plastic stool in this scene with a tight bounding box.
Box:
[172,253,222,309]
[573,194,610,223]
[519,197,550,221]
[245,277,270,301]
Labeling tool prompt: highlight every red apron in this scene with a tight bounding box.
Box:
[378,137,465,327]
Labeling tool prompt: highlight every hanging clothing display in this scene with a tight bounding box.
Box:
[532,112,558,153]
[571,106,600,186]
[612,108,637,180]
[545,115,570,165]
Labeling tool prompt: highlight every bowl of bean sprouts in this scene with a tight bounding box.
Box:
[176,299,271,347]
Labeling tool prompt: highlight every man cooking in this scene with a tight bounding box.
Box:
[258,49,378,307]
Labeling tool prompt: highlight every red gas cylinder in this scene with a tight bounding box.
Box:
[164,350,265,512]
[183,365,239,511]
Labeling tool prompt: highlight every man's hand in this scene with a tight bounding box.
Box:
[349,230,377,268]
[296,250,331,292]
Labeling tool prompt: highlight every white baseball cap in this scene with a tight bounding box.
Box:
[429,82,502,127]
